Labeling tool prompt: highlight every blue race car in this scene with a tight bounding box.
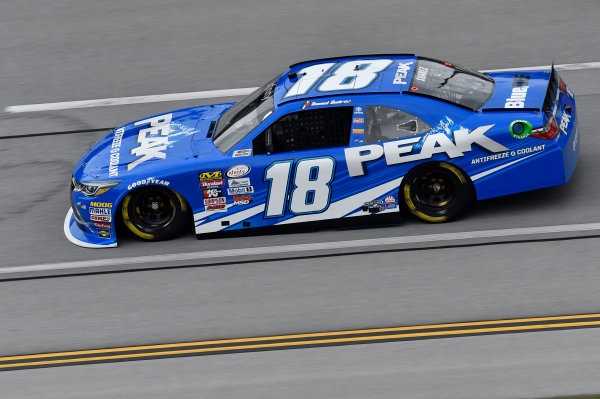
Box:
[66,54,580,248]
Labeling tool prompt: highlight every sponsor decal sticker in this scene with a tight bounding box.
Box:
[228,177,251,187]
[76,201,86,210]
[353,129,364,134]
[505,75,530,108]
[90,214,111,222]
[509,120,533,139]
[108,127,125,178]
[301,100,311,109]
[362,200,383,213]
[97,229,111,239]
[203,188,223,198]
[128,114,173,171]
[226,165,251,178]
[385,195,397,209]
[199,179,225,188]
[354,107,363,115]
[560,112,571,136]
[572,125,579,151]
[353,118,364,124]
[233,149,252,157]
[415,66,428,82]
[233,195,252,205]
[204,197,226,205]
[227,186,254,195]
[206,204,227,212]
[93,222,111,229]
[309,99,352,107]
[392,61,413,85]
[471,144,546,165]
[90,202,113,208]
[90,207,111,215]
[199,171,223,181]
[345,124,508,177]
[127,177,170,190]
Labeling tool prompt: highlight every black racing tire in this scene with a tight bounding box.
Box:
[121,187,190,241]
[401,162,473,223]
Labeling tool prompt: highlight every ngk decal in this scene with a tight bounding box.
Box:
[345,125,507,177]
[128,114,173,171]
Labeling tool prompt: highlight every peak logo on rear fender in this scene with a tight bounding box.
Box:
[345,125,507,177]
[128,114,173,171]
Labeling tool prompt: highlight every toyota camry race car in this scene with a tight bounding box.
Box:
[66,54,580,248]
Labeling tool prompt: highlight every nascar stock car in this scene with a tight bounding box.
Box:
[66,54,579,248]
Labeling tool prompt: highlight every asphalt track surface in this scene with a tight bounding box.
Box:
[1,0,600,397]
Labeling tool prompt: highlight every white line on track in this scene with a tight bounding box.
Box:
[2,222,600,279]
[5,61,600,113]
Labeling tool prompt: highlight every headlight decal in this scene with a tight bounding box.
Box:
[72,179,121,197]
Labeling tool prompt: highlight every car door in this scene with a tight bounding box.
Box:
[246,103,355,227]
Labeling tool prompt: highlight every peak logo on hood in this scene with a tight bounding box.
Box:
[128,114,173,171]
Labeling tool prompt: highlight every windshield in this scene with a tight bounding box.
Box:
[409,59,494,110]
[213,75,279,153]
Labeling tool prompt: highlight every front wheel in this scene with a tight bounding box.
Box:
[121,187,190,241]
[401,162,473,223]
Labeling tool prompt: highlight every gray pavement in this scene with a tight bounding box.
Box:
[2,329,600,399]
[1,0,600,397]
[2,238,600,356]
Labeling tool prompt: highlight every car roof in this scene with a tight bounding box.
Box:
[273,54,418,107]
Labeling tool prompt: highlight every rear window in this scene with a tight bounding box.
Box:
[409,59,494,110]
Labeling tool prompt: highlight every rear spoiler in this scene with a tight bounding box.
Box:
[542,62,558,116]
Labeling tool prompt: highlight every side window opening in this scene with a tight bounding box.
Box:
[253,107,353,155]
[365,106,431,144]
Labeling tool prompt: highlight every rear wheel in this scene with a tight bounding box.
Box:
[401,162,473,223]
[121,187,190,241]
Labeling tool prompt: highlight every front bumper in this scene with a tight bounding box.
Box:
[64,208,117,248]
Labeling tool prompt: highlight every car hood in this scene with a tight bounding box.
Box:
[73,103,234,182]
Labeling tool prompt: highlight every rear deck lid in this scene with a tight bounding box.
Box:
[482,70,551,111]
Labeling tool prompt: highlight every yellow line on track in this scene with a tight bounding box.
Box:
[2,318,600,369]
